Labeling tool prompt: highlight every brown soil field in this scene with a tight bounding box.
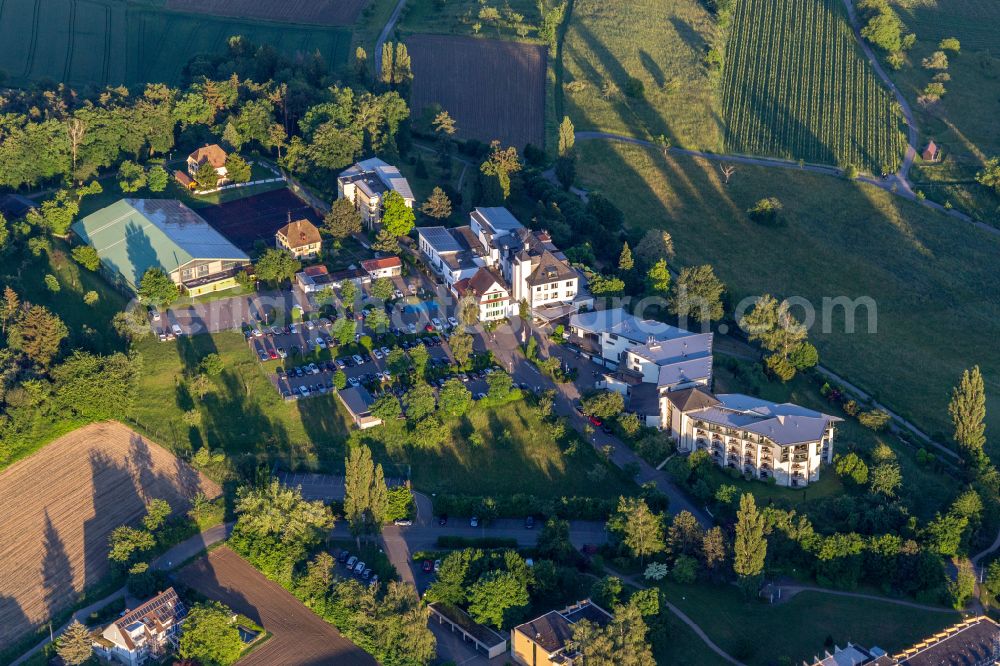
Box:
[164,0,368,27]
[0,422,220,648]
[177,547,376,666]
[407,34,547,149]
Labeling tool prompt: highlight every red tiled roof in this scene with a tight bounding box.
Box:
[361,257,402,271]
[304,265,329,277]
[277,219,321,248]
[188,144,228,169]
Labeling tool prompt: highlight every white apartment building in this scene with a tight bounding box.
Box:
[455,267,512,322]
[665,388,840,487]
[569,307,714,429]
[93,588,185,666]
[417,225,487,289]
[338,157,415,230]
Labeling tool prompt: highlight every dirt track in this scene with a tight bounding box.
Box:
[177,547,376,666]
[0,422,220,648]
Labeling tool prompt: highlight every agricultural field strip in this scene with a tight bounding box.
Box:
[0,422,220,647]
[722,0,904,172]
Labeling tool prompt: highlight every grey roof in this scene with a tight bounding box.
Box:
[71,199,249,290]
[338,386,375,416]
[630,334,714,366]
[664,387,721,412]
[656,356,713,388]
[570,307,700,345]
[896,618,1000,666]
[629,382,661,416]
[686,393,842,446]
[340,157,414,202]
[418,226,463,254]
[471,207,523,236]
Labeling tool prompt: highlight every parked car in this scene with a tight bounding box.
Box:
[289,323,298,334]
[369,574,379,587]
[316,337,327,349]
[335,358,346,369]
[431,317,442,329]
[407,323,416,334]
[306,320,316,330]
[338,550,350,563]
[470,516,479,528]
[362,567,372,580]
[380,346,391,356]
[172,323,184,336]
[372,348,383,360]
[588,415,603,427]
[308,363,320,374]
[433,559,441,573]
[251,328,262,337]
[348,376,361,387]
[393,289,403,299]
[421,560,433,573]
[353,560,366,574]
[257,350,269,362]
[268,348,278,360]
[393,518,413,526]
[447,316,459,327]
[352,354,365,365]
[299,386,310,397]
[346,555,358,569]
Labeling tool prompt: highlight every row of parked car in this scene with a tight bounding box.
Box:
[335,548,378,587]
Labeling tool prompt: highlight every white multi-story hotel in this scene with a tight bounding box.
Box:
[418,207,591,319]
[664,388,840,487]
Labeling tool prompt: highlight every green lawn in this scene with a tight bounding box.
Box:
[404,401,637,499]
[655,610,733,666]
[132,332,353,471]
[0,0,352,88]
[658,581,958,665]
[576,139,1000,457]
[560,0,722,150]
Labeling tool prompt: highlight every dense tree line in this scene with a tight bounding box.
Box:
[228,480,434,665]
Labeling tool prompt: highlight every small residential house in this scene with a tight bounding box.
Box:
[361,256,402,280]
[338,386,383,429]
[71,199,251,297]
[337,157,415,230]
[186,144,229,186]
[276,218,322,259]
[510,600,613,666]
[92,588,186,666]
[666,388,840,486]
[921,141,940,162]
[454,267,511,322]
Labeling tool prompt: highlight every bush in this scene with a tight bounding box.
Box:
[747,197,782,224]
[433,494,618,521]
[71,245,101,271]
[624,76,645,98]
[858,409,891,431]
[83,291,99,305]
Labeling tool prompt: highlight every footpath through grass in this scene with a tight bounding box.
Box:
[576,139,1000,455]
[658,581,958,665]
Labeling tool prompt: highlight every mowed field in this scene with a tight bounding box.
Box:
[0,0,351,87]
[407,34,547,149]
[0,422,220,647]
[560,0,723,150]
[722,0,906,173]
[891,0,1000,51]
[164,0,368,26]
[197,188,322,252]
[575,140,1000,452]
[177,547,377,666]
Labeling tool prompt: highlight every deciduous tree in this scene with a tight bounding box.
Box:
[467,570,530,629]
[178,601,243,666]
[138,267,180,307]
[254,249,301,286]
[608,496,664,564]
[949,366,986,460]
[670,264,725,322]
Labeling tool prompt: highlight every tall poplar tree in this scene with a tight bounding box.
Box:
[949,366,986,461]
[734,493,767,596]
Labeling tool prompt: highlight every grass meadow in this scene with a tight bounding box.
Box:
[560,0,723,150]
[657,581,958,665]
[0,0,352,88]
[575,139,1000,456]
